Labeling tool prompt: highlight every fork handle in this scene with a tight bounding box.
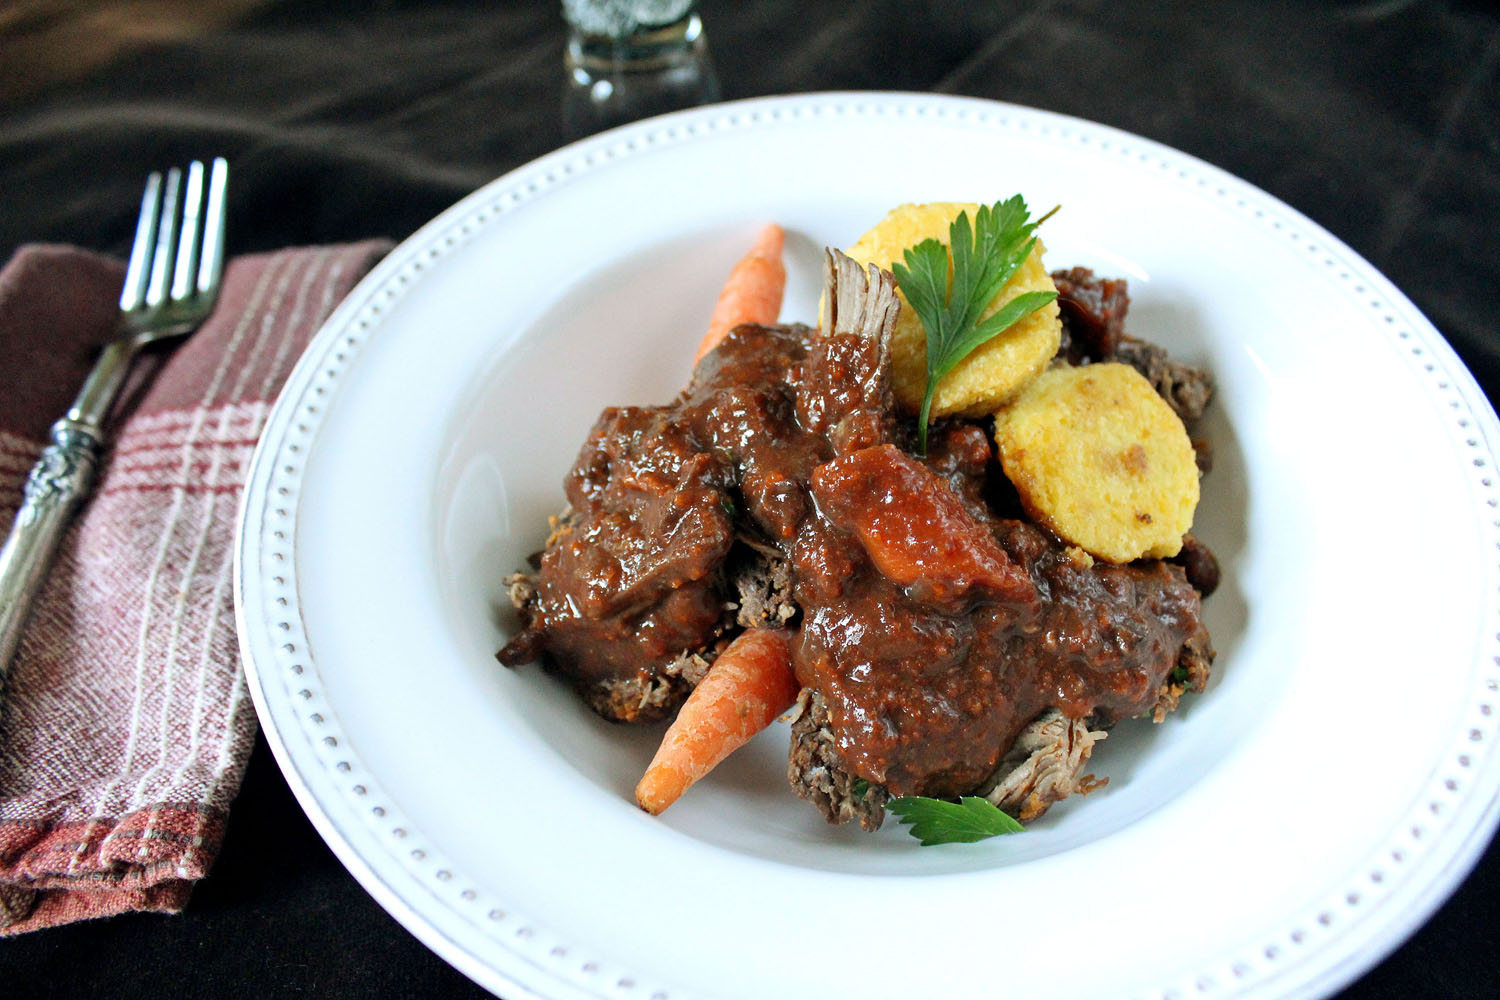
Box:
[0,419,101,685]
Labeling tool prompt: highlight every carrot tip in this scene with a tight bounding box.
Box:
[751,222,785,258]
[694,225,789,364]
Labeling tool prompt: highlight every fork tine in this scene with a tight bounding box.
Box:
[119,171,162,313]
[196,158,229,297]
[145,167,182,309]
[170,161,206,302]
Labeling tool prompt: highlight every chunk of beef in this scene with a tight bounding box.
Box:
[811,444,1036,611]
[1053,266,1129,362]
[495,405,736,719]
[1170,532,1220,597]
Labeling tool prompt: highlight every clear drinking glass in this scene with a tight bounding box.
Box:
[561,0,720,137]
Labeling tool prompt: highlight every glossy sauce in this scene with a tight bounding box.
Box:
[502,321,1208,798]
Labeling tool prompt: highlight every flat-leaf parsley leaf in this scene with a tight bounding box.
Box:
[891,197,1059,455]
[886,795,1025,846]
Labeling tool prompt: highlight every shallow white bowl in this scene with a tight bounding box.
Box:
[236,93,1500,1000]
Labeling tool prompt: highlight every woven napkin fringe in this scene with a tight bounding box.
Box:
[0,239,390,933]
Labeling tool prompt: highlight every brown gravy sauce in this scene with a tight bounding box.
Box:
[502,321,1208,798]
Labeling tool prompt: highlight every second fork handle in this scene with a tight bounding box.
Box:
[0,419,101,690]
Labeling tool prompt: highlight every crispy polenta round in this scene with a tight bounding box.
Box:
[845,202,1062,418]
[994,363,1199,563]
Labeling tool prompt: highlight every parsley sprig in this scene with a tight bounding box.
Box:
[887,795,1026,846]
[891,197,1059,455]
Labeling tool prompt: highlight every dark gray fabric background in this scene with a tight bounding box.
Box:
[1,1,1497,996]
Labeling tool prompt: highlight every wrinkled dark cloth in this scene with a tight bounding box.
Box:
[0,0,1495,997]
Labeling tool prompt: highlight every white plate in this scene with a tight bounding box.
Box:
[235,93,1500,1000]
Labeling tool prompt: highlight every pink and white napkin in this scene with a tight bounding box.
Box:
[0,239,389,933]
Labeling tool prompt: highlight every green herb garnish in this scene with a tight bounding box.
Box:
[1170,665,1191,686]
[852,778,870,800]
[886,795,1025,846]
[891,196,1059,456]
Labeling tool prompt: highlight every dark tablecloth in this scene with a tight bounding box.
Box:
[2,1,1497,996]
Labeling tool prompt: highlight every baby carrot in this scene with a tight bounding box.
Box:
[635,628,800,815]
[694,223,787,363]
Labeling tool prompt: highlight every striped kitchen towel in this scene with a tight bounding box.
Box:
[0,239,389,933]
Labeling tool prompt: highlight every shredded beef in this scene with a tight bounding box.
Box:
[1150,627,1215,723]
[981,709,1108,821]
[791,698,1112,827]
[584,674,684,723]
[728,542,798,629]
[1113,335,1215,424]
[787,690,888,831]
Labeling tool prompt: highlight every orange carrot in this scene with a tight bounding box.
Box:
[694,223,787,363]
[635,628,800,815]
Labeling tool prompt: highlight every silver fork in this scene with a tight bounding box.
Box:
[0,158,229,683]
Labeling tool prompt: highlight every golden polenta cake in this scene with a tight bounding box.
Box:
[994,362,1199,562]
[846,202,1062,417]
